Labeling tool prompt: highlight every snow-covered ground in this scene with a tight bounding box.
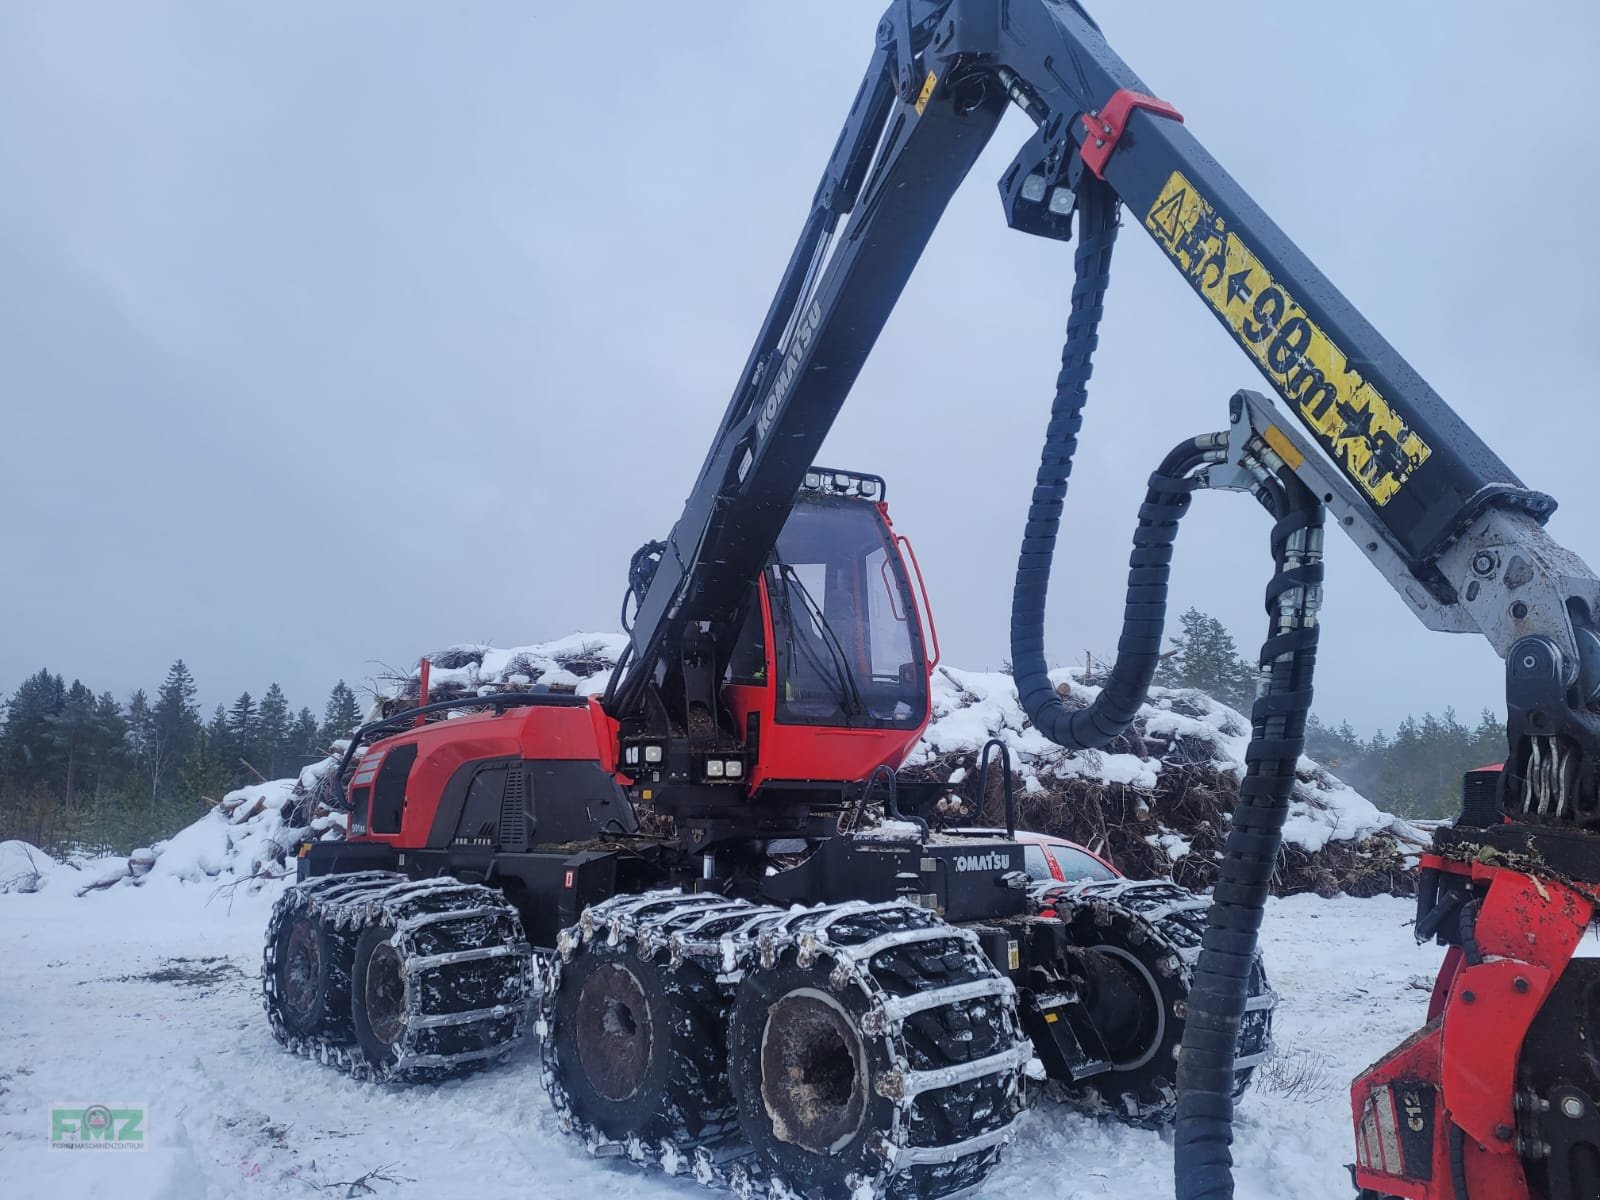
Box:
[0,868,1442,1200]
[0,635,1428,1198]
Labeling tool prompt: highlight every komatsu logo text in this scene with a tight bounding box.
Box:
[1144,170,1430,506]
[954,851,1011,873]
[756,300,822,443]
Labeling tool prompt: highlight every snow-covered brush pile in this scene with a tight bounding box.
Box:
[371,633,627,712]
[21,634,1421,897]
[905,665,1426,897]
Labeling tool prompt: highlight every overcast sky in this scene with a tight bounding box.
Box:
[3,0,1598,735]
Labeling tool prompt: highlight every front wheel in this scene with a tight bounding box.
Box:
[1042,879,1275,1123]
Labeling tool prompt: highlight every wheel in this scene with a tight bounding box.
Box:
[544,937,732,1150]
[351,923,408,1073]
[1049,880,1274,1123]
[265,873,531,1081]
[727,905,1027,1200]
[263,889,352,1045]
[730,952,896,1198]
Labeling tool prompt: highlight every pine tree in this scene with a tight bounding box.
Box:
[2,669,66,790]
[126,688,169,807]
[290,707,321,763]
[205,704,232,775]
[44,681,97,809]
[152,660,201,789]
[257,683,291,778]
[321,681,361,746]
[88,692,126,808]
[181,725,231,803]
[1154,608,1257,712]
[1469,709,1505,769]
[227,692,258,781]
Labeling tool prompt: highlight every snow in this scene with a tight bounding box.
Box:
[0,840,57,893]
[0,636,1428,1196]
[0,870,1448,1200]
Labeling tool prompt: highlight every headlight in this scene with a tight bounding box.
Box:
[705,759,725,778]
[725,760,744,779]
[643,744,663,764]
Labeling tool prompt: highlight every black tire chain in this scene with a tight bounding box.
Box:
[263,870,535,1080]
[1031,877,1277,1123]
[540,892,1033,1200]
[540,891,770,1185]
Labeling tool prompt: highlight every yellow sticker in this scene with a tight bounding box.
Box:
[915,70,937,115]
[1261,424,1305,472]
[1144,171,1430,505]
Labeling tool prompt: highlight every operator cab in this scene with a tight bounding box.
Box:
[723,469,934,790]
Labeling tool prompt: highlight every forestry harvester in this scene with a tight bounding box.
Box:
[265,4,1600,1199]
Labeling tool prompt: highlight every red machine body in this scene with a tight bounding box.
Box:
[342,488,936,855]
[1352,853,1597,1200]
[343,700,621,848]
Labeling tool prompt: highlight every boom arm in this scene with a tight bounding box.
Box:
[617,0,1600,818]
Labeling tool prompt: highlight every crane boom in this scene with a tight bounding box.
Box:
[608,8,1600,1196]
[615,0,1600,792]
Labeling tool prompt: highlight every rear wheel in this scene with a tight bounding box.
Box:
[545,934,734,1153]
[264,890,353,1045]
[351,924,407,1072]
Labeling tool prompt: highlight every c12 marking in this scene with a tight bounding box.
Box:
[1144,171,1430,506]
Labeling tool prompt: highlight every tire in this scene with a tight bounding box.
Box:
[729,951,899,1200]
[1050,881,1273,1123]
[545,938,732,1148]
[264,891,353,1045]
[728,906,1026,1200]
[351,923,407,1074]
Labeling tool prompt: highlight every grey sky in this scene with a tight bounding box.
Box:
[3,1,1597,737]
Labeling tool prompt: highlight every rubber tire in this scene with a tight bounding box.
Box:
[350,923,406,1075]
[1232,954,1272,1102]
[547,940,732,1146]
[267,907,351,1043]
[1064,899,1194,1123]
[1062,900,1271,1123]
[728,950,897,1200]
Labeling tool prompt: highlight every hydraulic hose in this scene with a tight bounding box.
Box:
[607,540,667,713]
[1174,471,1324,1200]
[1011,176,1222,750]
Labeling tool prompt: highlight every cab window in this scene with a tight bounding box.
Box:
[766,497,926,728]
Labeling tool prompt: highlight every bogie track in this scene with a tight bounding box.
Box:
[1032,878,1275,1123]
[265,870,1274,1196]
[263,871,535,1081]
[541,892,1031,1200]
